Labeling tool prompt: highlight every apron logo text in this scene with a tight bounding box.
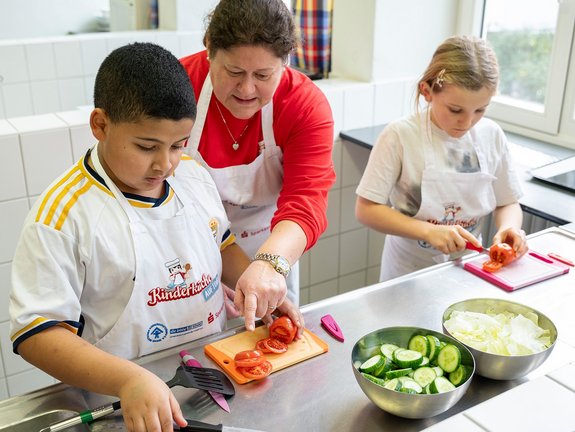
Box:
[148,273,214,306]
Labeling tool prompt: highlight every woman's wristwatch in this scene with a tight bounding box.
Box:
[253,253,291,277]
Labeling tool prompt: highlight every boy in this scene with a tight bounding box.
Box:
[9,43,300,431]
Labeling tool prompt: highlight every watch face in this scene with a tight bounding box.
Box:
[276,257,290,275]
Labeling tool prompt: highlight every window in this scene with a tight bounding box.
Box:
[459,0,575,148]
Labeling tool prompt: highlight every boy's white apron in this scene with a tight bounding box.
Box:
[91,143,226,359]
[380,122,496,281]
[188,76,300,305]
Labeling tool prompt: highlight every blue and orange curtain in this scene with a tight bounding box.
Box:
[291,0,333,78]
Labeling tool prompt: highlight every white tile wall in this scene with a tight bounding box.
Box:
[2,83,33,118]
[25,42,57,81]
[6,368,56,397]
[0,263,11,323]
[0,121,26,201]
[0,45,29,84]
[30,81,61,114]
[0,199,29,263]
[0,321,33,375]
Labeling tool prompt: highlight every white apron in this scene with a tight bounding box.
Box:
[188,76,300,305]
[91,143,226,359]
[380,123,497,281]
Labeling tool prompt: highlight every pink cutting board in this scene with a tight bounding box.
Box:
[463,250,571,292]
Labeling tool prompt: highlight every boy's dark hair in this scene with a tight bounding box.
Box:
[94,42,196,123]
[204,0,296,62]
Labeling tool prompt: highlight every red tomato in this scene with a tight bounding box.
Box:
[255,339,271,353]
[238,360,273,380]
[234,349,265,368]
[482,260,503,273]
[489,243,516,266]
[263,337,288,354]
[269,316,297,344]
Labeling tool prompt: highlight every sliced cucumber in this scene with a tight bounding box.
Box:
[384,378,402,391]
[380,343,399,360]
[432,366,444,377]
[385,367,412,379]
[361,372,386,387]
[437,344,461,373]
[408,334,430,357]
[413,366,436,388]
[399,377,423,394]
[426,335,441,362]
[359,354,385,374]
[420,356,430,367]
[372,356,394,378]
[393,349,424,369]
[429,376,456,393]
[448,364,471,386]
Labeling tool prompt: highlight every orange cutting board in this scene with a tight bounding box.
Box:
[204,326,329,384]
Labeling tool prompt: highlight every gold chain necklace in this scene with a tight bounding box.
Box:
[215,100,250,151]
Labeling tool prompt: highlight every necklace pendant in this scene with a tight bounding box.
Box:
[232,142,240,151]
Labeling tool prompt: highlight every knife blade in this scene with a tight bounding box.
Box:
[465,241,489,254]
[179,350,231,413]
[180,418,264,431]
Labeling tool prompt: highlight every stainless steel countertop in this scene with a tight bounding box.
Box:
[2,227,575,432]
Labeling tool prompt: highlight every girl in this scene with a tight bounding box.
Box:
[356,35,528,281]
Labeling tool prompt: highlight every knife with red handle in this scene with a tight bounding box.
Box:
[179,350,230,413]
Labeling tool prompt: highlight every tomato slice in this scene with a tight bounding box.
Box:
[234,349,265,368]
[263,337,288,354]
[489,243,516,266]
[255,339,271,353]
[237,360,273,380]
[482,260,503,273]
[269,316,297,344]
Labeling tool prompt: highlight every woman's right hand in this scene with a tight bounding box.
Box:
[118,368,187,432]
[424,224,478,254]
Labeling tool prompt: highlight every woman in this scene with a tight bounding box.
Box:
[180,0,335,331]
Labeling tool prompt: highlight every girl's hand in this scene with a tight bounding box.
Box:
[492,228,528,258]
[118,368,186,432]
[424,224,477,254]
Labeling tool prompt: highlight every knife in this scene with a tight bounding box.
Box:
[465,242,489,254]
[180,418,264,431]
[179,350,231,413]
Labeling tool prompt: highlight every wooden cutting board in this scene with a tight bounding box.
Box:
[204,326,329,384]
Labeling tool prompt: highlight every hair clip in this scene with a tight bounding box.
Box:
[435,68,446,88]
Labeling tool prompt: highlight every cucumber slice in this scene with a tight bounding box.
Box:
[408,335,430,357]
[380,343,399,360]
[359,354,385,374]
[426,335,441,362]
[413,366,436,388]
[384,378,402,391]
[393,349,424,369]
[432,366,444,377]
[437,344,461,373]
[372,356,394,378]
[399,377,423,394]
[385,367,412,379]
[429,376,456,393]
[420,356,430,366]
[361,372,386,387]
[448,364,471,386]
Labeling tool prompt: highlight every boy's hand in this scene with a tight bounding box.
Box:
[424,224,477,254]
[118,368,187,432]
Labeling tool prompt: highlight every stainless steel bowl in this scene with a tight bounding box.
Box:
[442,298,557,380]
[351,326,475,419]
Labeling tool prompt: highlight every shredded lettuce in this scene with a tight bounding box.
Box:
[443,310,551,355]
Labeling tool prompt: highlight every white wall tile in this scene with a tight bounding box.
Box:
[0,45,29,84]
[106,35,139,52]
[84,75,96,105]
[80,38,109,76]
[69,126,94,161]
[0,321,34,375]
[8,113,67,133]
[309,235,339,285]
[25,42,56,81]
[0,262,12,322]
[0,126,26,201]
[7,367,56,398]
[30,81,61,114]
[0,94,5,118]
[299,287,310,306]
[178,32,205,58]
[2,83,33,118]
[323,188,341,238]
[156,32,180,57]
[320,86,344,140]
[58,78,87,111]
[342,83,374,130]
[340,185,363,232]
[0,333,5,378]
[0,199,28,263]
[53,40,84,78]
[366,266,380,286]
[298,251,310,289]
[339,228,368,275]
[331,137,342,190]
[340,139,370,188]
[373,80,408,125]
[0,379,7,400]
[308,279,338,303]
[338,270,366,294]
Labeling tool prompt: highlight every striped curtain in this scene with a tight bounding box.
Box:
[291,0,334,78]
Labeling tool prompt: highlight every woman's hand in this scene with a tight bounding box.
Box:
[424,224,478,254]
[263,298,305,339]
[234,260,288,331]
[118,368,187,432]
[492,227,528,258]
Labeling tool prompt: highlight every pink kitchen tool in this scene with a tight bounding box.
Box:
[321,314,344,342]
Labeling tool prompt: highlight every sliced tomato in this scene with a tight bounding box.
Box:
[255,339,271,353]
[489,243,516,266]
[482,260,503,273]
[237,360,273,380]
[269,316,297,344]
[234,349,265,368]
[263,337,288,354]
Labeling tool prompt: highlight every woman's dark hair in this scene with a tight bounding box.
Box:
[94,42,196,123]
[203,0,296,61]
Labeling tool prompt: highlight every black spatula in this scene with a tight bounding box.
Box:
[40,366,235,431]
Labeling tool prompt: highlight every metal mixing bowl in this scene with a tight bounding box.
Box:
[442,298,557,380]
[351,326,475,419]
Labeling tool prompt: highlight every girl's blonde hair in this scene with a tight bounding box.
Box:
[415,35,499,111]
